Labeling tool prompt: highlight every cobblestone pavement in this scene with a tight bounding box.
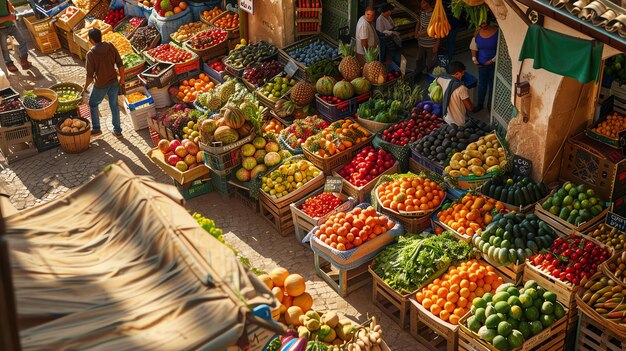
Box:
[1,19,426,350]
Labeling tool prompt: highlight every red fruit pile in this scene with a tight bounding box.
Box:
[319,95,345,104]
[189,29,227,50]
[208,60,224,72]
[243,61,284,85]
[337,147,395,187]
[382,106,443,146]
[386,71,401,81]
[530,235,610,286]
[104,8,124,27]
[147,44,193,63]
[301,193,343,218]
[129,17,145,27]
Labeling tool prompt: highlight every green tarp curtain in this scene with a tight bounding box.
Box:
[519,25,603,84]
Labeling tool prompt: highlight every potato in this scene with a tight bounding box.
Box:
[448,170,461,178]
[460,167,470,177]
[451,153,463,162]
[470,165,486,176]
[485,148,498,157]
[449,160,461,170]
[467,150,484,159]
[459,159,468,168]
[487,165,501,173]
[467,142,478,150]
[484,133,497,142]
[477,144,487,153]
[463,153,472,161]
[469,158,483,166]
[485,156,498,167]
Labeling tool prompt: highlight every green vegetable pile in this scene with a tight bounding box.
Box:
[122,53,144,69]
[373,232,474,294]
[372,78,424,112]
[357,98,403,123]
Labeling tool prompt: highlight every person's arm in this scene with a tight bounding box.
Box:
[459,87,473,112]
[0,1,17,23]
[84,54,94,91]
[463,98,474,112]
[114,47,125,85]
[360,38,369,50]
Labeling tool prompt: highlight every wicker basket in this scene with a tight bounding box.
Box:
[357,117,395,134]
[24,89,59,120]
[49,83,82,112]
[55,117,91,153]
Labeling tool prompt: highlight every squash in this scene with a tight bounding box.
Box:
[285,306,304,326]
[258,274,273,290]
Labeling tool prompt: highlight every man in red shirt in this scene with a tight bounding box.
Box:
[0,0,31,72]
[83,28,125,138]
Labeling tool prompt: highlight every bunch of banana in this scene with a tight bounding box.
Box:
[327,317,383,351]
[427,0,451,38]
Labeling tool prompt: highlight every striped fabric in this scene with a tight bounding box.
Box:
[418,10,438,48]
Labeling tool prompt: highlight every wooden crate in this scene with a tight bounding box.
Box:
[24,15,61,54]
[535,200,610,236]
[578,312,626,351]
[332,161,400,203]
[290,187,356,245]
[482,253,525,285]
[314,252,371,297]
[430,217,473,243]
[369,265,413,328]
[0,122,37,163]
[303,134,373,175]
[523,261,579,308]
[409,298,457,351]
[260,193,296,236]
[409,157,421,174]
[458,308,567,351]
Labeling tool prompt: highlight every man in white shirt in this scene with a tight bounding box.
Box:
[435,61,474,126]
[355,7,378,66]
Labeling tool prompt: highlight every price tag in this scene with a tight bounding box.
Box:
[512,155,532,177]
[607,212,626,232]
[400,55,407,77]
[285,60,299,78]
[239,0,253,14]
[619,129,626,154]
[324,176,343,193]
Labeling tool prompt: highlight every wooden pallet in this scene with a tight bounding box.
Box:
[458,308,567,351]
[259,193,295,236]
[314,253,371,297]
[369,265,413,328]
[409,298,457,351]
[578,313,626,351]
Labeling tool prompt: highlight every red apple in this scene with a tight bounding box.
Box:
[167,154,181,166]
[158,139,170,153]
[169,139,181,153]
[175,145,188,158]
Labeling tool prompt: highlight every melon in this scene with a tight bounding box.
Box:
[264,152,281,167]
[253,136,267,149]
[214,126,239,144]
[258,274,274,290]
[222,106,245,129]
[272,287,284,303]
[351,77,371,95]
[242,156,257,170]
[285,306,304,326]
[254,149,267,164]
[241,143,256,157]
[316,76,336,96]
[292,292,313,312]
[284,274,306,297]
[269,267,289,287]
[250,164,267,178]
[235,168,251,182]
[333,81,355,100]
[237,121,253,136]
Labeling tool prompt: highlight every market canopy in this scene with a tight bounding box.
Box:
[519,24,604,83]
[2,162,280,350]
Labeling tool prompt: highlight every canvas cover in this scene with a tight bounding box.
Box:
[3,162,280,350]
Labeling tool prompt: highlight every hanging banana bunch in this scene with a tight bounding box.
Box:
[427,0,451,38]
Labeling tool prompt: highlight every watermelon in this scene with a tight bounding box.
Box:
[315,76,336,96]
[214,126,239,144]
[351,77,371,95]
[333,81,355,100]
[222,106,245,129]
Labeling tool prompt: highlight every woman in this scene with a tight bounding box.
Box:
[376,4,401,68]
[470,20,498,113]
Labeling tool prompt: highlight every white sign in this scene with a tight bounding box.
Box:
[400,55,407,77]
[239,0,253,14]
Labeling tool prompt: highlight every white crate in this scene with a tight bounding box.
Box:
[127,104,156,131]
[148,86,172,109]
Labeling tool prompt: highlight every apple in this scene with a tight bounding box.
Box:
[184,154,196,165]
[167,154,181,166]
[185,142,199,156]
[176,161,188,171]
[169,139,181,153]
[158,139,170,153]
[189,163,199,169]
[175,145,188,158]
[196,150,205,164]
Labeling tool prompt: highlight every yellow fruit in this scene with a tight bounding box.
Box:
[272,286,284,303]
[293,292,313,312]
[283,294,293,309]
[258,274,273,290]
[285,306,304,326]
[269,267,289,287]
[284,274,306,297]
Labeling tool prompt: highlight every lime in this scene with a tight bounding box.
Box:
[508,295,521,307]
[577,184,587,193]
[549,206,560,215]
[552,196,563,206]
[554,303,565,320]
[495,301,510,314]
[510,305,523,320]
[508,330,525,348]
[473,297,488,308]
[493,292,510,304]
[483,293,493,303]
[467,316,481,333]
[563,195,574,205]
[563,182,574,192]
[478,326,498,342]
[578,193,588,201]
[518,321,532,339]
[525,306,539,321]
[587,189,595,197]
[475,307,486,323]
[485,314,502,329]
[492,335,509,351]
[543,291,557,303]
[497,321,513,337]
[541,301,554,315]
[530,320,544,335]
[568,188,579,197]
[540,314,556,327]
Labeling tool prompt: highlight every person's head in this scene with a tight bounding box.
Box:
[88,28,102,45]
[381,4,394,17]
[448,61,466,80]
[420,0,435,11]
[364,7,376,22]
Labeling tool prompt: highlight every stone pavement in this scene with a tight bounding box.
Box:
[0,18,427,350]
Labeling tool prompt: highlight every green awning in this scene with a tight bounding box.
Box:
[519,25,603,83]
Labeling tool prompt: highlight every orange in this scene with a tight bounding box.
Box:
[437,288,449,299]
[437,298,446,308]
[457,297,468,308]
[430,304,442,316]
[439,310,450,321]
[444,301,455,313]
[422,298,433,309]
[447,292,459,303]
[459,288,470,298]
[415,292,425,303]
[449,314,460,325]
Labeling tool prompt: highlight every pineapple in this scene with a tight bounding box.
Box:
[362,47,387,85]
[338,41,362,81]
[290,81,315,106]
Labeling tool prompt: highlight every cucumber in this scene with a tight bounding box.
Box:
[538,182,549,196]
[501,188,508,203]
[507,189,515,205]
[494,186,503,200]
[532,183,543,202]
[521,187,532,205]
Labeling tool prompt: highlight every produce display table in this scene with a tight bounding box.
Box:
[313,253,372,297]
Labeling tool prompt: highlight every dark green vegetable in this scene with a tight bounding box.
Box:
[373,232,474,294]
[266,337,282,351]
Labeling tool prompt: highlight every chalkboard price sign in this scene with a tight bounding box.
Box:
[285,60,299,78]
[324,176,343,193]
[607,212,626,232]
[512,156,532,177]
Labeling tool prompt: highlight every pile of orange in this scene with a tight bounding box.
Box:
[591,112,626,139]
[176,73,215,102]
[213,12,239,30]
[315,206,395,251]
[263,118,284,134]
[377,177,445,213]
[436,194,505,237]
[415,259,505,325]
[201,7,222,22]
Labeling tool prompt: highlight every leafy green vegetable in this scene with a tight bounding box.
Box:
[373,232,474,294]
[266,337,282,351]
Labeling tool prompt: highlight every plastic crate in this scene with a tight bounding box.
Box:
[126,103,156,131]
[139,62,176,89]
[23,15,61,54]
[0,99,27,127]
[315,94,357,122]
[176,177,212,200]
[31,115,63,152]
[0,87,18,100]
[31,0,70,18]
[210,167,234,197]
[203,148,241,171]
[202,56,227,83]
[124,86,154,111]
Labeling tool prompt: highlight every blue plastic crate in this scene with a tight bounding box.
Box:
[176,178,212,200]
[30,0,70,17]
[124,86,154,111]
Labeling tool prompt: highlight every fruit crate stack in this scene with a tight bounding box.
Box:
[54,6,84,55]
[122,86,156,131]
[0,91,37,162]
[295,2,322,40]
[24,15,61,54]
